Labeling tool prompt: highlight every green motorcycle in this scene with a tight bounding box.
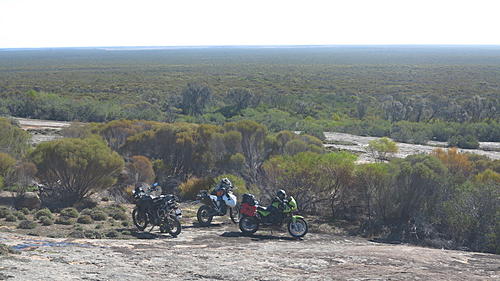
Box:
[238,194,308,238]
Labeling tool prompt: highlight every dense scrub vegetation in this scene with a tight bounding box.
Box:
[0,47,498,146]
[0,47,499,253]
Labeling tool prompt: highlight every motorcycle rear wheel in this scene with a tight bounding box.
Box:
[196,205,213,226]
[239,216,259,235]
[132,208,148,231]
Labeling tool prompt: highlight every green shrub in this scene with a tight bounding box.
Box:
[60,207,79,218]
[20,208,30,215]
[13,211,26,220]
[77,215,93,224]
[91,211,107,221]
[121,221,129,227]
[0,243,17,255]
[95,224,103,229]
[101,197,110,202]
[83,230,102,239]
[448,135,480,149]
[0,208,10,218]
[39,216,53,226]
[121,230,131,235]
[18,220,37,229]
[35,208,53,220]
[105,204,128,220]
[110,211,127,221]
[5,214,17,222]
[55,217,74,225]
[80,208,93,216]
[179,177,215,200]
[106,230,119,238]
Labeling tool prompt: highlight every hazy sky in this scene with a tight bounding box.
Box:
[1,0,499,48]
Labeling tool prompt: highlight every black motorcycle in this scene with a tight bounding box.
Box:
[132,183,182,237]
[196,187,239,226]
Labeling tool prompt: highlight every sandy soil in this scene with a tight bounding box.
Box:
[1,222,499,281]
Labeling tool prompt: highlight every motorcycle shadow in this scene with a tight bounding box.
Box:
[185,222,224,229]
[220,231,301,241]
[128,230,177,240]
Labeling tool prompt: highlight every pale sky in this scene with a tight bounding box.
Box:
[1,0,499,48]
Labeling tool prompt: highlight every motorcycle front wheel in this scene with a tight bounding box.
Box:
[239,216,259,235]
[287,218,308,238]
[132,208,148,231]
[196,205,213,226]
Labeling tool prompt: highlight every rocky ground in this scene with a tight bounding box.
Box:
[1,221,499,281]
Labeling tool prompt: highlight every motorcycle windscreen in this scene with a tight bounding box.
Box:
[223,193,237,207]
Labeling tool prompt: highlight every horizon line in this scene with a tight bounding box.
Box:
[2,44,500,51]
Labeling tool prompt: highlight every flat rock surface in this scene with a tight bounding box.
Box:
[1,224,499,281]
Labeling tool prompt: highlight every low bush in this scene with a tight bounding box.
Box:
[80,208,93,216]
[111,212,127,221]
[179,177,215,200]
[90,211,107,221]
[60,207,79,218]
[20,208,30,215]
[0,243,17,255]
[448,135,480,149]
[106,230,119,238]
[18,220,37,229]
[39,216,53,226]
[13,211,26,220]
[5,214,17,222]
[121,221,129,227]
[55,217,74,225]
[68,229,101,239]
[35,208,53,220]
[0,208,10,218]
[77,215,93,224]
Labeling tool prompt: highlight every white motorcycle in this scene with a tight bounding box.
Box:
[196,186,239,226]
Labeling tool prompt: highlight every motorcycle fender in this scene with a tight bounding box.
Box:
[291,215,304,222]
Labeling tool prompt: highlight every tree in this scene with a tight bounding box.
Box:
[31,137,124,208]
[263,151,356,217]
[355,163,392,232]
[224,120,270,183]
[227,88,255,113]
[126,155,155,185]
[180,83,212,116]
[0,152,16,181]
[0,118,31,158]
[367,137,399,161]
[432,148,472,184]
